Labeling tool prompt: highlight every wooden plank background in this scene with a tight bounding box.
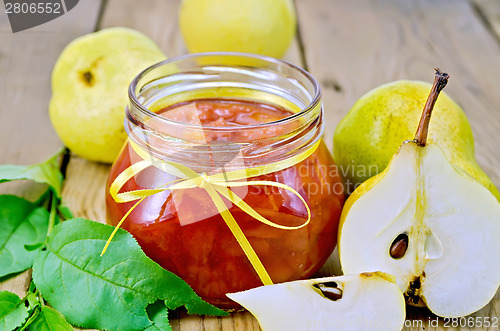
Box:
[1,0,499,330]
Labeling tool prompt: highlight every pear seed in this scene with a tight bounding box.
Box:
[319,281,338,288]
[390,233,408,259]
[313,283,342,301]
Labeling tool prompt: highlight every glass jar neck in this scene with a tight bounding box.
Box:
[125,52,323,172]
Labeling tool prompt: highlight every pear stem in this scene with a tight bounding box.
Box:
[414,68,450,146]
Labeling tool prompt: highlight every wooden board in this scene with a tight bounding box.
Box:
[472,0,500,43]
[1,0,500,330]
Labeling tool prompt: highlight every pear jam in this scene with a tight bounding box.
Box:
[106,98,344,308]
[106,99,343,308]
[105,52,345,308]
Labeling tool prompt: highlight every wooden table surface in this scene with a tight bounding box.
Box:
[1,0,499,330]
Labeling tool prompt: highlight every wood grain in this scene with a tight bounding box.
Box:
[99,0,185,57]
[472,0,500,42]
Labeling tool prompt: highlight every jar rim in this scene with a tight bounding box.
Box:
[128,52,321,131]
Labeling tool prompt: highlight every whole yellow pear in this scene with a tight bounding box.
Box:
[179,0,296,58]
[333,80,500,200]
[49,27,166,163]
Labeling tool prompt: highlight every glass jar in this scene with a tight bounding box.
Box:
[105,53,344,309]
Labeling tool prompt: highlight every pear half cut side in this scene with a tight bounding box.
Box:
[227,272,405,331]
[339,141,500,318]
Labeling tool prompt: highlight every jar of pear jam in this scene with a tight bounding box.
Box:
[105,53,344,308]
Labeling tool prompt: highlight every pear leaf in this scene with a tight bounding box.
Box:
[32,218,226,331]
[0,291,29,331]
[0,195,49,278]
[24,243,45,252]
[27,306,73,331]
[144,301,172,331]
[57,204,73,220]
[0,152,63,197]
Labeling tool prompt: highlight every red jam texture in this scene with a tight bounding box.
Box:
[106,99,344,308]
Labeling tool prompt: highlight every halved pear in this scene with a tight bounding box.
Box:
[227,272,405,331]
[339,69,500,318]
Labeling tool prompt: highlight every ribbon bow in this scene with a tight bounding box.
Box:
[102,140,320,285]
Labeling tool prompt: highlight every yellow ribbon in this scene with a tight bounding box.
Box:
[103,139,320,286]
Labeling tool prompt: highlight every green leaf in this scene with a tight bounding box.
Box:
[0,152,63,197]
[33,218,226,331]
[56,204,73,220]
[27,306,73,331]
[24,243,45,252]
[0,291,29,331]
[28,281,36,294]
[144,301,172,331]
[0,195,49,278]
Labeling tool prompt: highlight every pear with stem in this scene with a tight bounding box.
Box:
[338,68,500,317]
